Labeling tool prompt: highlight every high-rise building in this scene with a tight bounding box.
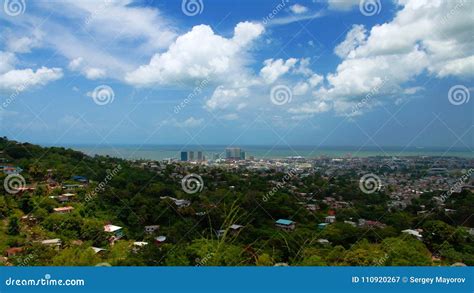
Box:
[240,151,246,160]
[225,147,242,160]
[180,151,188,162]
[188,151,194,161]
[197,151,203,161]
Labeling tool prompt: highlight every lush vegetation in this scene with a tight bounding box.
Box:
[0,137,472,266]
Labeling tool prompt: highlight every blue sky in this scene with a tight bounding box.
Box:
[0,0,472,148]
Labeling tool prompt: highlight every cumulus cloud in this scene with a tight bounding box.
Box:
[68,57,106,80]
[291,0,474,115]
[0,67,63,91]
[260,58,298,84]
[1,0,177,80]
[126,22,264,86]
[0,50,63,91]
[205,86,249,111]
[334,25,367,58]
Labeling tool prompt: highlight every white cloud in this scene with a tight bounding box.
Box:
[205,86,249,111]
[260,58,298,84]
[0,51,16,74]
[68,57,106,80]
[290,4,309,14]
[0,67,63,91]
[334,24,367,58]
[292,0,474,115]
[1,0,177,80]
[180,117,204,128]
[126,22,264,86]
[326,0,359,11]
[6,33,42,53]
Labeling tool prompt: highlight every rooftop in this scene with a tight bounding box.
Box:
[276,219,294,226]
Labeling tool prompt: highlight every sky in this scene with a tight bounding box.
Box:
[0,0,472,149]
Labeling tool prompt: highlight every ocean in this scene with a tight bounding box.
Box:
[65,145,473,161]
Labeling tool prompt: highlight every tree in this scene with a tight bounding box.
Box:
[256,253,273,266]
[7,216,20,235]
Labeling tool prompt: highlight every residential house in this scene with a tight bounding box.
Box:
[41,239,62,248]
[358,219,386,229]
[215,229,226,238]
[155,236,167,245]
[144,225,160,234]
[72,176,89,183]
[132,242,148,253]
[325,216,336,224]
[58,193,76,202]
[160,196,191,208]
[317,239,331,245]
[227,224,244,235]
[0,166,23,175]
[402,229,423,240]
[91,247,106,254]
[5,247,23,258]
[318,223,329,229]
[104,224,124,240]
[53,206,74,214]
[275,219,296,231]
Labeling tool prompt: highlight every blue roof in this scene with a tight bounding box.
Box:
[276,219,294,225]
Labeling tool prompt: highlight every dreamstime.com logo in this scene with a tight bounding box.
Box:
[3,0,26,16]
[5,274,85,287]
[89,85,115,106]
[359,173,382,194]
[270,85,292,106]
[359,0,381,16]
[448,85,470,106]
[181,0,204,16]
[181,173,204,194]
[3,174,26,194]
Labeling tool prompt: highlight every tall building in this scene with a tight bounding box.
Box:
[188,151,194,161]
[240,151,246,160]
[197,151,203,161]
[180,151,188,162]
[225,147,242,160]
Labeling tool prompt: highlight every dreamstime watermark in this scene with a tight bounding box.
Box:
[270,85,292,106]
[84,0,112,25]
[263,168,298,202]
[181,0,204,16]
[3,174,26,195]
[439,0,466,25]
[89,85,115,106]
[3,0,26,16]
[85,164,123,202]
[262,0,289,25]
[17,253,35,266]
[351,76,389,115]
[373,253,389,266]
[359,173,382,194]
[448,85,470,106]
[5,274,85,287]
[438,168,473,202]
[359,0,381,17]
[195,252,214,266]
[181,173,204,194]
[2,80,31,113]
[174,78,209,114]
